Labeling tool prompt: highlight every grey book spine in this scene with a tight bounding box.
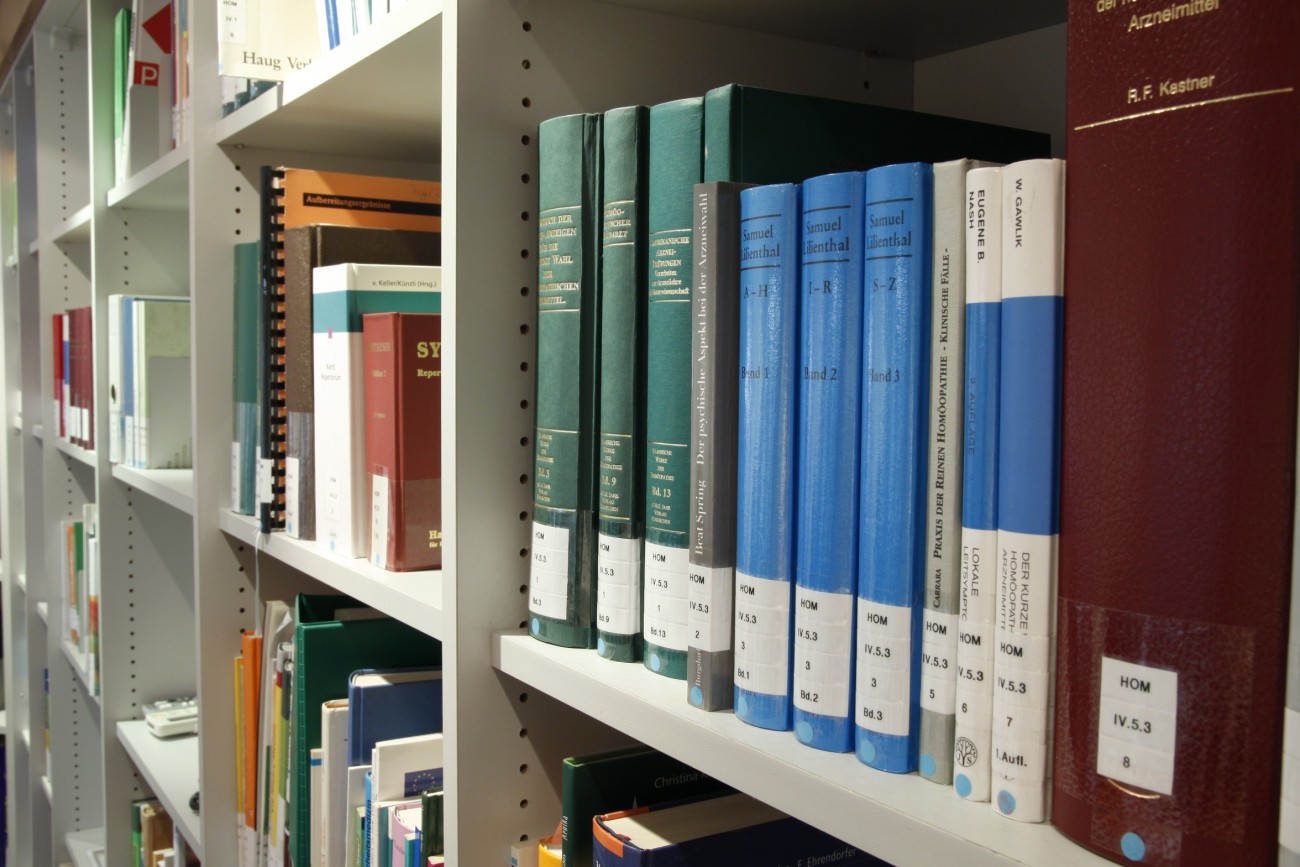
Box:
[686,181,751,710]
[919,160,982,782]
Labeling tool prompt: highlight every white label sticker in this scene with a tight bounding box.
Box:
[1095,656,1178,795]
[257,455,274,505]
[996,530,1055,642]
[596,534,641,636]
[856,598,913,736]
[643,543,688,650]
[528,522,571,620]
[959,528,999,625]
[369,474,390,569]
[285,456,300,536]
[733,571,791,697]
[992,736,1049,784]
[921,609,960,713]
[687,563,733,653]
[231,441,242,509]
[793,586,853,716]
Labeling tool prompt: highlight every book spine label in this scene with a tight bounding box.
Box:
[596,104,648,662]
[530,113,601,649]
[596,536,641,636]
[855,163,932,773]
[734,182,799,732]
[733,571,792,699]
[286,455,301,536]
[919,160,972,785]
[687,181,746,709]
[992,158,1063,824]
[792,172,864,753]
[642,98,702,678]
[1094,656,1178,796]
[954,166,1002,803]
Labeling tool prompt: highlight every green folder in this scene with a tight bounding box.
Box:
[290,595,442,867]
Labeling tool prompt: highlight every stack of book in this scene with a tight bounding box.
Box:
[107,294,193,469]
[131,797,199,866]
[59,503,100,696]
[114,0,188,186]
[231,594,442,867]
[51,306,93,449]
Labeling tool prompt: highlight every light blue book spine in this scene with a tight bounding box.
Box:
[855,162,933,773]
[991,158,1064,823]
[953,166,1002,803]
[792,172,864,752]
[733,183,800,731]
[122,297,135,466]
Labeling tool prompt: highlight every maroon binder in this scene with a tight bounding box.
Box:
[1055,2,1299,864]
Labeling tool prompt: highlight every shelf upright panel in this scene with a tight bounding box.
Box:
[443,0,917,860]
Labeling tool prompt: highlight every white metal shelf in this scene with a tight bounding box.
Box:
[34,203,93,252]
[65,827,106,867]
[52,435,96,467]
[117,720,203,859]
[22,727,31,751]
[33,422,44,442]
[36,601,49,624]
[219,510,443,637]
[60,638,99,705]
[111,464,195,515]
[41,774,53,802]
[107,144,191,211]
[215,1,441,160]
[493,631,1111,867]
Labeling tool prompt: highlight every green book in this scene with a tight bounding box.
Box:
[560,745,731,867]
[113,8,131,185]
[289,595,442,867]
[420,786,444,858]
[595,104,648,663]
[529,112,603,649]
[233,242,261,515]
[642,97,703,680]
[702,82,1049,185]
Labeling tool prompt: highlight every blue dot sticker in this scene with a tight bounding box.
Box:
[796,721,813,743]
[1120,832,1146,862]
[689,686,703,707]
[650,653,662,672]
[530,618,540,635]
[996,790,1016,815]
[859,740,877,763]
[737,695,749,718]
[597,638,607,655]
[920,753,937,778]
[955,774,972,798]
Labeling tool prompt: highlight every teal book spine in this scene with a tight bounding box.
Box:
[855,161,933,774]
[595,105,648,662]
[233,241,261,515]
[792,171,865,752]
[642,97,703,679]
[734,183,800,732]
[529,112,603,649]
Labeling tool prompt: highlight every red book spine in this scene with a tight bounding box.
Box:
[363,312,442,571]
[71,308,83,447]
[79,306,94,450]
[1057,3,1299,864]
[52,313,64,438]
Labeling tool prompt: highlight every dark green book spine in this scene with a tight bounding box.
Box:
[643,98,703,679]
[530,113,602,649]
[686,181,749,710]
[596,105,648,663]
[233,242,261,515]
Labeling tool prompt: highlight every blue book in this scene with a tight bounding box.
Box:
[592,792,883,867]
[791,172,865,752]
[347,667,444,767]
[990,159,1064,823]
[733,183,800,732]
[953,166,1003,803]
[363,769,373,867]
[855,162,933,773]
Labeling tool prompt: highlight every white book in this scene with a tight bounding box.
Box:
[320,698,350,867]
[990,158,1065,824]
[218,0,321,81]
[344,765,371,867]
[133,297,191,468]
[953,166,1003,804]
[124,0,173,177]
[918,158,988,784]
[108,295,123,464]
[312,263,440,558]
[368,733,443,867]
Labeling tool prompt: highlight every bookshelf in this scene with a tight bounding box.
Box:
[0,0,1223,865]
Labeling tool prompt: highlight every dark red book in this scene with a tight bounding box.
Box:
[52,313,65,438]
[1056,3,1298,864]
[77,306,94,450]
[362,312,442,571]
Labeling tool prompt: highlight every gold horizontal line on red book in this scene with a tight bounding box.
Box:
[1074,87,1294,130]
